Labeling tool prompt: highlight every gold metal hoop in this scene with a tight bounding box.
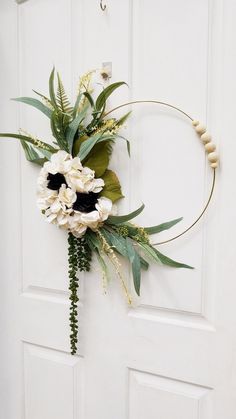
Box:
[104,100,216,246]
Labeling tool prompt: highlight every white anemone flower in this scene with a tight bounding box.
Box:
[44,150,72,175]
[37,150,114,237]
[58,184,77,209]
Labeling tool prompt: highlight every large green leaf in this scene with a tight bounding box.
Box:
[66,107,88,153]
[95,82,127,111]
[12,97,52,118]
[0,133,56,153]
[78,132,115,161]
[107,203,145,225]
[100,170,123,203]
[126,237,141,296]
[144,217,183,235]
[83,141,113,177]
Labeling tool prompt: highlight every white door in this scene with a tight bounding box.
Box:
[1,0,236,418]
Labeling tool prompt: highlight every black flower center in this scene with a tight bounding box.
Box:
[47,173,67,190]
[73,192,99,213]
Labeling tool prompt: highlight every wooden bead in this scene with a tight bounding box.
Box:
[205,142,216,153]
[195,124,206,134]
[211,162,218,168]
[192,120,199,127]
[208,152,218,163]
[201,132,211,144]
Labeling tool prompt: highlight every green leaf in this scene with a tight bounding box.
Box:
[100,169,123,203]
[56,72,73,114]
[152,248,194,269]
[72,134,88,157]
[101,228,128,257]
[117,135,131,156]
[138,243,162,264]
[0,133,57,153]
[66,107,88,153]
[144,217,183,235]
[49,67,58,110]
[12,97,52,118]
[107,203,145,225]
[50,110,69,151]
[83,91,95,108]
[20,140,48,166]
[95,82,127,111]
[32,89,53,106]
[72,93,83,118]
[78,132,115,161]
[139,256,149,270]
[126,237,141,296]
[139,243,193,269]
[115,111,132,127]
[83,140,113,177]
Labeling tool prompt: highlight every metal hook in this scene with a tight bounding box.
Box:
[100,0,106,11]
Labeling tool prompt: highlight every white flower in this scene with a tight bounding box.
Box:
[80,210,101,230]
[58,184,77,209]
[37,167,49,192]
[44,150,72,175]
[37,188,58,210]
[37,150,114,237]
[95,197,113,221]
[87,178,105,193]
[66,166,97,192]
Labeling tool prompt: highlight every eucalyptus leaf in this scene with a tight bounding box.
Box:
[66,107,88,153]
[139,243,193,269]
[50,110,69,151]
[117,135,131,156]
[0,133,57,153]
[83,91,95,108]
[126,237,141,296]
[12,97,52,118]
[153,248,194,269]
[107,203,145,225]
[95,82,127,111]
[72,93,83,118]
[101,228,128,257]
[144,217,183,235]
[20,140,47,166]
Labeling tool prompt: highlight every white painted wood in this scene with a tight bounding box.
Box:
[1,0,236,418]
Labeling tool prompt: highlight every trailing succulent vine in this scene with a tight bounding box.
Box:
[68,233,91,355]
[0,68,194,355]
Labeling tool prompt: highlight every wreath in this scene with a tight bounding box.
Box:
[0,69,218,354]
